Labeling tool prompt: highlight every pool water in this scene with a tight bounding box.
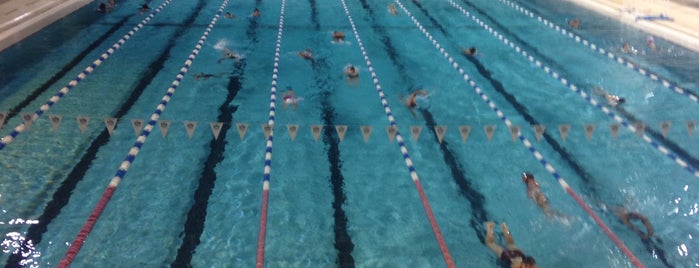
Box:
[0,0,697,267]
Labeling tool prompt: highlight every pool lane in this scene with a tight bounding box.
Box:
[0,0,176,151]
[394,0,643,266]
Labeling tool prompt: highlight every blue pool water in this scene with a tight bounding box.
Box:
[0,0,698,267]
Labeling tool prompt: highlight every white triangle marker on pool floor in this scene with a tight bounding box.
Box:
[660,121,670,138]
[49,114,62,132]
[261,124,272,140]
[386,126,397,142]
[558,124,570,142]
[509,126,519,142]
[210,122,223,140]
[77,116,89,134]
[484,125,496,141]
[686,121,695,136]
[584,124,595,140]
[132,119,144,137]
[159,120,171,137]
[435,125,447,143]
[237,123,248,140]
[533,124,545,142]
[184,121,196,139]
[0,112,6,130]
[610,124,621,140]
[411,126,422,142]
[104,117,117,136]
[287,124,298,141]
[360,125,372,142]
[311,125,322,141]
[22,113,33,131]
[634,122,645,137]
[336,125,347,142]
[459,125,471,143]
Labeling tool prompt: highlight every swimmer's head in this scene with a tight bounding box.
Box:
[618,98,626,104]
[522,172,534,183]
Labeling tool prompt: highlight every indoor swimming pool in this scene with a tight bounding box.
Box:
[0,0,697,267]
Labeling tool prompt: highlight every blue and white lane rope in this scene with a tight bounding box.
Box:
[394,1,644,267]
[339,0,455,267]
[497,0,699,105]
[447,0,699,179]
[0,0,174,151]
[255,0,286,267]
[58,1,229,267]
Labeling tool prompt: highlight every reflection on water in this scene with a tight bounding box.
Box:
[2,219,41,267]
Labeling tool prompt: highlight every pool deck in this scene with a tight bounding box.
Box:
[0,0,91,52]
[566,0,699,52]
[0,0,698,52]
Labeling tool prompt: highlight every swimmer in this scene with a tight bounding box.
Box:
[218,48,240,63]
[298,48,314,64]
[108,0,116,8]
[405,90,427,118]
[332,31,346,43]
[462,46,477,56]
[646,35,657,51]
[485,222,538,268]
[621,43,636,54]
[194,72,218,80]
[282,87,299,110]
[569,18,579,29]
[225,12,235,19]
[98,2,107,13]
[387,4,398,15]
[344,65,359,85]
[522,172,552,215]
[252,8,261,17]
[594,87,625,107]
[614,206,654,241]
[139,4,150,14]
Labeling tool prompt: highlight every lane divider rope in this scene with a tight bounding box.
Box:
[255,0,286,267]
[339,0,455,267]
[0,0,174,151]
[497,0,699,105]
[57,1,229,267]
[447,0,699,179]
[396,1,644,267]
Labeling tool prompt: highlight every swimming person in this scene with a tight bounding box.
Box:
[218,48,240,63]
[462,47,477,56]
[282,87,299,110]
[521,172,553,215]
[593,87,625,107]
[569,18,579,29]
[251,8,260,17]
[387,4,398,15]
[485,222,538,268]
[332,31,346,43]
[646,35,657,51]
[139,4,150,14]
[344,65,359,85]
[614,206,654,240]
[298,48,314,64]
[405,90,427,118]
[194,72,221,80]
